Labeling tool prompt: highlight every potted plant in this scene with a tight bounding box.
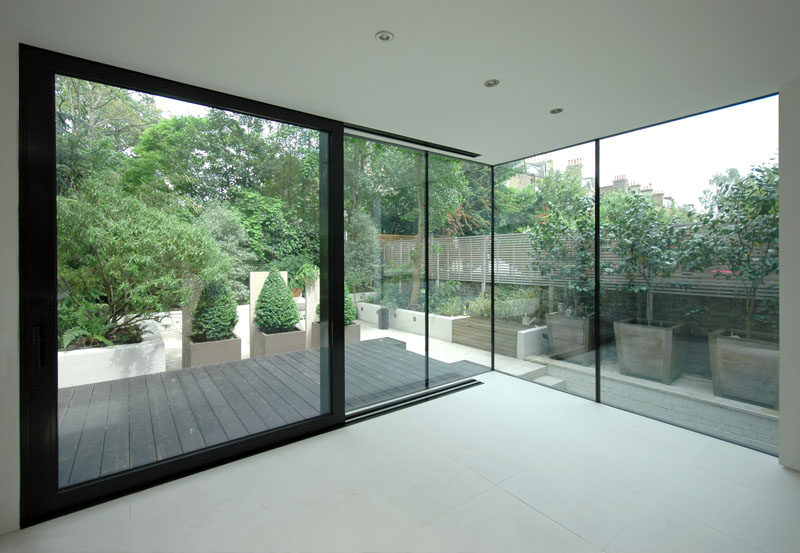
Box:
[604,191,686,383]
[311,285,361,346]
[254,270,305,355]
[187,280,241,367]
[527,174,596,365]
[686,165,779,407]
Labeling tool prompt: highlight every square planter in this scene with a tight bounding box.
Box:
[546,312,595,366]
[709,328,779,408]
[260,329,307,356]
[187,336,241,368]
[614,319,683,383]
[310,321,361,347]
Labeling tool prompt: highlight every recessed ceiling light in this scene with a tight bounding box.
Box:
[549,107,564,114]
[375,30,394,43]
[484,79,500,88]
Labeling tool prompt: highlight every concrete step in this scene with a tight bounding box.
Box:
[532,375,566,391]
[498,363,547,381]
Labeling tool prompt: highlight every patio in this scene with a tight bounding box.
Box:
[57,338,488,487]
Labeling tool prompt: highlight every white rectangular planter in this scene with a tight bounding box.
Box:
[187,336,241,368]
[517,325,548,359]
[356,302,382,325]
[310,322,361,347]
[58,320,165,388]
[259,329,306,356]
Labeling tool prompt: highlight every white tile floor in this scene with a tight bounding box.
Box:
[2,371,798,553]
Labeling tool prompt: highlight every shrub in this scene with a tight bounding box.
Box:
[468,295,491,318]
[192,280,239,342]
[58,177,225,348]
[344,286,357,325]
[254,271,300,334]
[436,297,464,317]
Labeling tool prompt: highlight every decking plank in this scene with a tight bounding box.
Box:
[129,376,157,468]
[246,357,320,419]
[58,387,74,431]
[205,365,268,435]
[235,361,306,424]
[177,371,228,447]
[58,384,93,487]
[193,368,248,441]
[100,378,130,477]
[162,372,206,454]
[222,363,287,429]
[69,381,111,485]
[145,374,182,461]
[253,355,321,413]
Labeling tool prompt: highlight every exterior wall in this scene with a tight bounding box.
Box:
[780,81,800,470]
[0,34,19,535]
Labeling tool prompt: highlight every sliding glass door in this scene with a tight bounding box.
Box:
[20,46,343,524]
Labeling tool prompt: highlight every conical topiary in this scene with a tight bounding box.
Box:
[192,280,239,342]
[255,271,300,334]
[344,285,357,326]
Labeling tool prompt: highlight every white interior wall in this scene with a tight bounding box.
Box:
[779,80,800,470]
[0,34,20,535]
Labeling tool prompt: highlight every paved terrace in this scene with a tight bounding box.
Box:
[57,338,487,487]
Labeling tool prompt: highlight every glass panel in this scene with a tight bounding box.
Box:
[427,155,492,377]
[599,96,779,454]
[56,75,328,487]
[494,143,597,399]
[343,136,426,410]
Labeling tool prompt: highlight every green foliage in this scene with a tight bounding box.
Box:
[344,286,357,326]
[254,271,300,334]
[468,295,491,318]
[435,297,464,317]
[58,299,114,349]
[430,281,464,316]
[684,165,779,337]
[602,191,686,325]
[191,280,239,342]
[56,76,161,194]
[197,203,258,303]
[58,177,225,348]
[345,211,380,291]
[528,170,595,314]
[234,190,305,265]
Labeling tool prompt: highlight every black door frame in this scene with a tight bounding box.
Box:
[18,44,345,526]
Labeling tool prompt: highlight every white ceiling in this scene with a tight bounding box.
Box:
[2,0,799,164]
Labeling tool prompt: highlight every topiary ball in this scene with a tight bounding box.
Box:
[255,271,300,334]
[192,280,238,343]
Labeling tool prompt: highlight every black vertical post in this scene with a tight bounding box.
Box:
[594,139,601,403]
[424,151,430,388]
[490,166,496,371]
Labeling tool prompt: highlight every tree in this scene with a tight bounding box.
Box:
[58,177,226,347]
[234,189,304,265]
[528,170,595,314]
[602,191,686,325]
[684,165,779,337]
[345,210,380,292]
[197,203,259,303]
[56,75,161,194]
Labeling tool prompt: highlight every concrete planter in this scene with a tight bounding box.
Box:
[187,336,241,368]
[356,302,382,325]
[390,308,468,342]
[58,320,165,388]
[709,329,779,408]
[310,321,361,347]
[615,319,683,383]
[259,329,306,356]
[546,313,595,365]
[517,325,549,359]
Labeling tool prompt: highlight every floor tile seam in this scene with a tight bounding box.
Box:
[685,460,800,507]
[412,484,499,531]
[494,484,606,551]
[600,496,653,552]
[647,493,773,553]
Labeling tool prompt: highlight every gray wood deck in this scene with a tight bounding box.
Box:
[57,338,488,487]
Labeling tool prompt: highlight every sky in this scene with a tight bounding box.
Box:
[153,94,208,118]
[521,95,779,209]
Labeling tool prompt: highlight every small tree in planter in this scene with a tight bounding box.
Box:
[311,285,361,346]
[188,280,241,366]
[528,173,595,363]
[254,271,304,355]
[603,191,687,382]
[684,165,779,407]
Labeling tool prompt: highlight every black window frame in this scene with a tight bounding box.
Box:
[19,44,345,526]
